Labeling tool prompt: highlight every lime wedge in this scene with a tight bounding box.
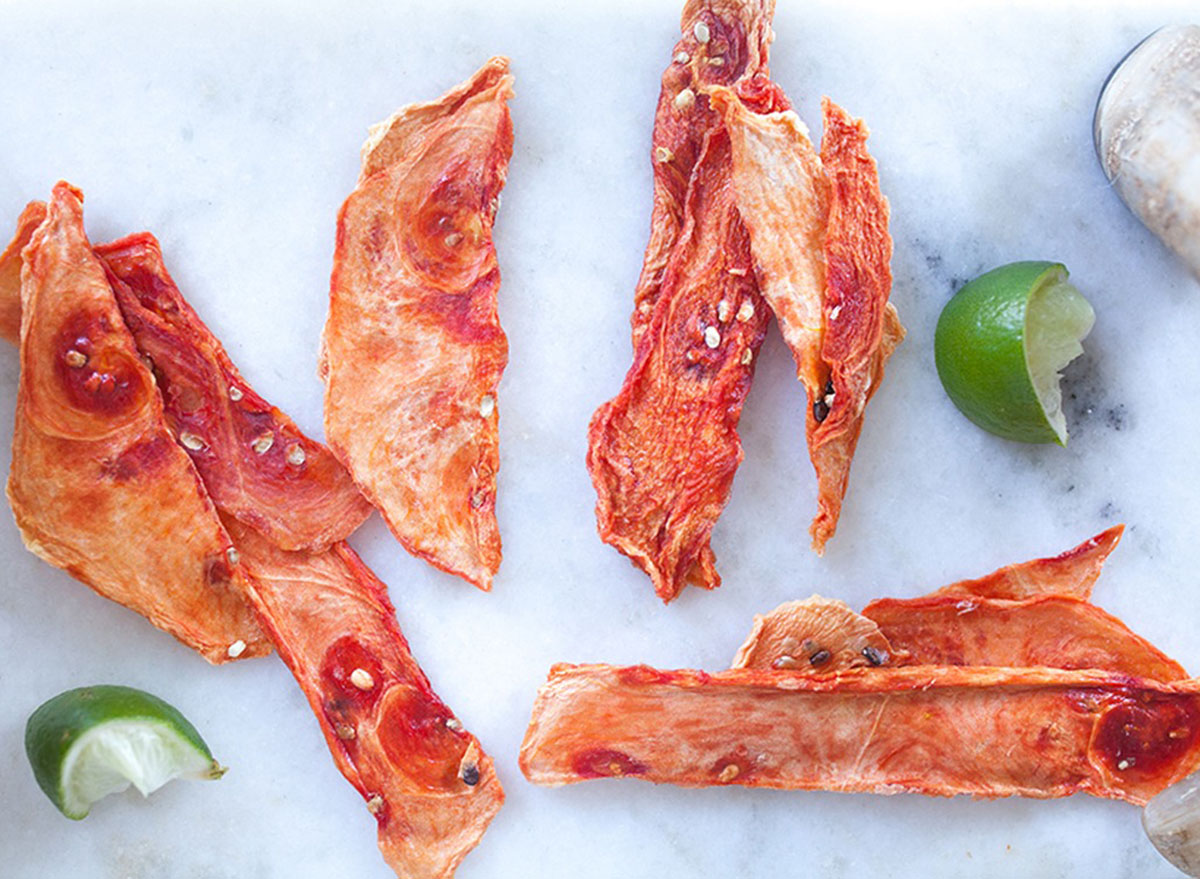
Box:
[934,261,1095,445]
[25,685,225,819]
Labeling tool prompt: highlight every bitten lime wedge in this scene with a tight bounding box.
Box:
[25,685,225,819]
[934,261,1095,445]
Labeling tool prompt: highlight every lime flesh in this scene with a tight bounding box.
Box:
[25,685,224,819]
[935,261,1095,445]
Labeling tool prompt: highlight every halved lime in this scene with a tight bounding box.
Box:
[25,685,225,819]
[934,261,1095,445]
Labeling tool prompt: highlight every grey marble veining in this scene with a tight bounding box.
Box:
[1,1,1198,877]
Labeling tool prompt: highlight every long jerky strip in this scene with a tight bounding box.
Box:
[120,234,506,874]
[716,87,903,553]
[520,663,1200,805]
[587,0,774,602]
[6,183,267,662]
[587,128,768,602]
[864,594,1187,681]
[321,58,513,590]
[225,519,503,879]
[731,528,1176,681]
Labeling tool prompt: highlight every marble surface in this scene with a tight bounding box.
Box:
[2,0,1199,876]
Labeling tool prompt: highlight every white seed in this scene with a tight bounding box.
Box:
[252,433,274,454]
[736,300,755,322]
[444,232,464,247]
[824,390,836,407]
[674,88,696,111]
[366,795,384,815]
[286,444,307,466]
[717,299,732,322]
[718,764,740,782]
[479,395,495,417]
[655,146,674,163]
[228,385,243,401]
[708,56,725,67]
[64,349,87,368]
[829,305,842,321]
[179,431,206,451]
[226,547,240,566]
[740,348,753,366]
[350,668,375,690]
[336,724,356,740]
[226,640,247,658]
[693,21,710,44]
[674,50,690,64]
[727,266,747,277]
[1118,759,1132,771]
[704,326,721,348]
[446,718,464,732]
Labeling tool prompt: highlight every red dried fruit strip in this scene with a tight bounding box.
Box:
[588,128,768,602]
[6,183,267,663]
[717,88,903,554]
[520,662,1200,806]
[587,0,774,603]
[321,57,513,590]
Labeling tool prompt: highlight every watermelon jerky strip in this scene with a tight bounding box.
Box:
[863,594,1187,682]
[731,528,1176,681]
[587,0,774,602]
[587,127,769,602]
[716,85,903,554]
[520,662,1200,806]
[321,57,513,590]
[96,233,372,552]
[6,183,268,663]
[104,232,505,875]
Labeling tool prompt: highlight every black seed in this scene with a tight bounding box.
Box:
[862,646,889,667]
[462,763,480,786]
[809,649,832,667]
[813,381,835,423]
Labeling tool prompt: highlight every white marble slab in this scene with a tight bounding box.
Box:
[2,0,1199,876]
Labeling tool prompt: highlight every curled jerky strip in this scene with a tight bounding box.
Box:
[225,519,503,879]
[588,0,774,602]
[6,183,267,662]
[715,87,903,553]
[734,528,1176,680]
[321,57,513,590]
[104,232,504,874]
[520,663,1200,806]
[863,594,1187,682]
[588,128,768,602]
[98,233,371,552]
